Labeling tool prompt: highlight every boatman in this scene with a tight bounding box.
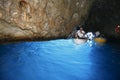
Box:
[75,27,86,38]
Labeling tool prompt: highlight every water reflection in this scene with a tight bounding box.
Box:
[0,39,120,80]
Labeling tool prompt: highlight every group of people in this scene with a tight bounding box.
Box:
[75,26,101,40]
[74,24,120,40]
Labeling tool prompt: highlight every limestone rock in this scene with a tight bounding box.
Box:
[0,0,94,42]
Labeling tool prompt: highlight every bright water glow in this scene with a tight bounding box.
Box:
[0,39,120,80]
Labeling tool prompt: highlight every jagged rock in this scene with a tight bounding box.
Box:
[0,0,94,42]
[0,19,33,41]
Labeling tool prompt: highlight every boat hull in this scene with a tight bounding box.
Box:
[94,37,106,44]
[74,38,87,45]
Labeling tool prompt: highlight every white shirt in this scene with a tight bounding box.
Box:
[95,31,100,37]
[85,32,94,39]
[77,30,85,37]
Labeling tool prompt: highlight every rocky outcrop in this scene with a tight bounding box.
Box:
[0,0,94,42]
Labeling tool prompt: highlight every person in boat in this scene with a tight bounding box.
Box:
[83,32,94,46]
[95,31,105,38]
[115,25,120,34]
[95,31,100,37]
[75,27,86,39]
[85,32,94,41]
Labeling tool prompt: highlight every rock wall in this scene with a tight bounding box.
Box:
[0,0,94,42]
[85,0,120,39]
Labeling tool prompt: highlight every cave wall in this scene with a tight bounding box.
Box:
[0,0,94,41]
[85,0,120,39]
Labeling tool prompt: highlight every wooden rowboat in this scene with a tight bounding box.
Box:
[74,38,87,45]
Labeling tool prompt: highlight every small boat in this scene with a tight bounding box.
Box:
[94,37,106,44]
[74,38,88,45]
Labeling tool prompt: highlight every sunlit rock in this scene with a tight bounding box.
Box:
[0,0,94,42]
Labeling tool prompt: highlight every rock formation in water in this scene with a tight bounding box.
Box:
[0,0,94,42]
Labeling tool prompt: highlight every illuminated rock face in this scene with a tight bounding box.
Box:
[0,0,94,41]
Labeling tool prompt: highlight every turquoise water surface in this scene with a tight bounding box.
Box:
[0,39,120,80]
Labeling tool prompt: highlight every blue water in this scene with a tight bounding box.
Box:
[0,39,120,80]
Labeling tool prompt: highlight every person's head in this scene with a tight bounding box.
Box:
[80,27,83,30]
[118,25,120,28]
